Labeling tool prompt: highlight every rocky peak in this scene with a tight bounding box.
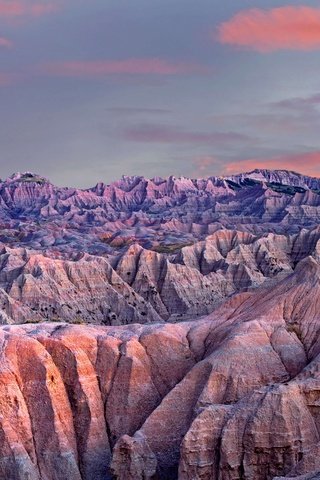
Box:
[229,168,320,190]
[6,172,50,185]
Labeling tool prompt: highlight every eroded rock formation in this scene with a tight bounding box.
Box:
[1,224,320,324]
[0,255,320,479]
[0,169,320,324]
[1,169,320,479]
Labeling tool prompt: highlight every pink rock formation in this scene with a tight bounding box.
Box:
[1,224,320,324]
[0,169,319,324]
[0,255,319,479]
[0,169,320,479]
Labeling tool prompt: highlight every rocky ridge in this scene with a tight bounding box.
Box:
[1,255,320,479]
[0,169,320,324]
[1,169,320,255]
[1,224,320,324]
[0,169,320,479]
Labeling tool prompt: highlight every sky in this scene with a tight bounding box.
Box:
[1,0,320,186]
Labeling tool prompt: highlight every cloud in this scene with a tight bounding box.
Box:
[123,124,250,145]
[0,57,208,89]
[217,6,320,52]
[106,107,172,115]
[191,155,221,177]
[207,92,320,139]
[223,151,320,177]
[0,37,12,48]
[194,156,218,170]
[0,1,57,17]
[272,93,320,111]
[42,58,210,77]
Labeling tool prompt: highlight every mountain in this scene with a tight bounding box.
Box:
[1,171,320,247]
[0,169,320,479]
[0,169,319,324]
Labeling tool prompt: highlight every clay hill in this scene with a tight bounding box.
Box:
[0,169,320,479]
[1,169,320,325]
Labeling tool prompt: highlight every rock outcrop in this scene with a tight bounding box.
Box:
[0,255,320,479]
[1,223,320,324]
[1,169,320,479]
[1,169,320,255]
[0,169,319,324]
[0,169,319,323]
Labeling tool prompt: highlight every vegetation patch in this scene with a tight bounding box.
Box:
[267,182,306,196]
[152,242,194,254]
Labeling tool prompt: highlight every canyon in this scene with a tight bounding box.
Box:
[0,169,320,479]
[1,169,320,325]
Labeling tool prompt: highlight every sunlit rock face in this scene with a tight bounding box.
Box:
[1,169,320,479]
[1,169,320,324]
[1,256,320,479]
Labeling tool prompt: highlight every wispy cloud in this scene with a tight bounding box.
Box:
[0,1,58,18]
[0,36,12,48]
[224,151,320,177]
[207,92,320,139]
[191,155,221,177]
[123,124,250,145]
[217,6,320,52]
[0,57,209,89]
[272,93,320,111]
[106,107,172,116]
[41,58,210,77]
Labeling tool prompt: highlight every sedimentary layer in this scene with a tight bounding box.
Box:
[1,255,320,479]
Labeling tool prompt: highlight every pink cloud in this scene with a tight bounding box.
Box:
[217,6,320,52]
[224,151,320,177]
[0,57,207,89]
[195,156,218,171]
[0,1,57,18]
[191,155,221,177]
[123,124,249,144]
[0,37,12,48]
[42,58,209,77]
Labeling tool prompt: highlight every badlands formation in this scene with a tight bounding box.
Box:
[0,170,320,479]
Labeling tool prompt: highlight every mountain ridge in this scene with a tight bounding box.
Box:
[0,168,319,479]
[3,168,320,190]
[0,168,319,325]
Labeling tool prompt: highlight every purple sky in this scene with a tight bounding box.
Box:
[1,0,320,186]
